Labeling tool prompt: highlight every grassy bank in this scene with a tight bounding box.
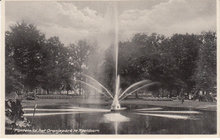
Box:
[21,97,217,111]
[121,99,217,111]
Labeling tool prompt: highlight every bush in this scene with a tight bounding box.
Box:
[5,99,31,134]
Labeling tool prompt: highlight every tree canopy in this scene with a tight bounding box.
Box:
[5,22,216,98]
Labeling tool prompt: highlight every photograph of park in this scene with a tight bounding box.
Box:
[4,0,217,135]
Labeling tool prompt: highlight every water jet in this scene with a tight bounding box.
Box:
[73,2,158,112]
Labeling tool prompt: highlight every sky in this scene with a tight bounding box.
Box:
[5,0,216,46]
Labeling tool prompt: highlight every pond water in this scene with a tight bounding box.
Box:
[23,103,216,134]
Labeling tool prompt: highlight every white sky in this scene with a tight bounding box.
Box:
[5,0,216,45]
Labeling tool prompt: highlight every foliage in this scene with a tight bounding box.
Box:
[102,32,216,97]
[6,22,46,92]
[5,99,31,134]
[5,22,93,95]
[193,32,217,93]
[5,22,216,98]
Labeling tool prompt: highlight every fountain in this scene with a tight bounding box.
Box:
[77,73,158,111]
[110,2,122,111]
[74,2,158,111]
[110,76,123,111]
[20,2,214,135]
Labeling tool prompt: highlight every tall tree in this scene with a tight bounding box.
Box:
[193,31,216,93]
[68,40,93,94]
[5,31,23,94]
[6,22,46,92]
[37,36,66,94]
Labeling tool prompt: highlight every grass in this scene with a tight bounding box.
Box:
[21,96,217,111]
[121,99,217,111]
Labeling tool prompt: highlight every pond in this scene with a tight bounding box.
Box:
[22,102,216,134]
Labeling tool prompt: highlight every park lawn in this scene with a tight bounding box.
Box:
[21,97,217,111]
[21,97,108,107]
[121,99,217,111]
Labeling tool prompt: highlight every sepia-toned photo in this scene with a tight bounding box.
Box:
[2,0,218,136]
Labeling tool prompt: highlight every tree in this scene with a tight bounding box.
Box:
[68,40,93,95]
[5,31,24,94]
[5,22,46,92]
[193,31,216,93]
[102,32,215,98]
[36,37,65,94]
[168,34,201,93]
[101,45,116,93]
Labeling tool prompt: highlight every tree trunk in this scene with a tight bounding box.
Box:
[177,89,181,97]
[135,92,139,99]
[46,89,49,94]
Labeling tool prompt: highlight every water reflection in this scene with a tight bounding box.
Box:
[24,107,110,112]
[24,105,217,134]
[103,113,130,122]
[136,113,191,120]
[103,113,130,134]
[136,110,200,114]
[135,107,162,111]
